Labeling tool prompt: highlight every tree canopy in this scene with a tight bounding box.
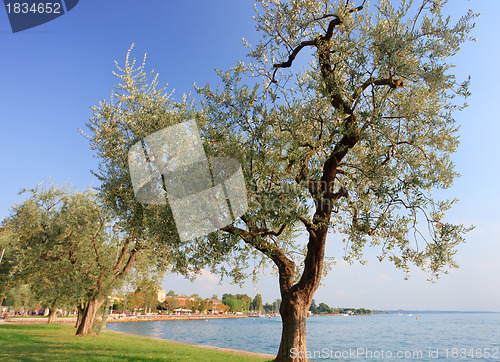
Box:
[84,0,476,359]
[196,0,475,278]
[4,185,116,321]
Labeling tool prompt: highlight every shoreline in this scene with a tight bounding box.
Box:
[107,314,248,323]
[0,314,248,325]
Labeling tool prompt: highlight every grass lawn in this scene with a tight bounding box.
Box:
[0,324,271,361]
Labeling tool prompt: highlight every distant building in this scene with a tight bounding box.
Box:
[156,292,226,313]
[207,298,222,306]
[157,290,166,303]
[157,292,194,307]
[174,295,193,307]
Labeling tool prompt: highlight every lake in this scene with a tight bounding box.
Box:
[107,313,500,361]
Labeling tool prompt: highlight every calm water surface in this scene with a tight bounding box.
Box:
[108,313,500,361]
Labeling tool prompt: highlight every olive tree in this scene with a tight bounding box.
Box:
[0,227,16,307]
[83,49,251,284]
[5,185,136,334]
[86,0,476,359]
[194,0,476,359]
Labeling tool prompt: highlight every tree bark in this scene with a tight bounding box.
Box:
[98,298,111,333]
[75,299,104,336]
[275,292,310,362]
[274,235,327,361]
[75,305,83,328]
[47,307,57,324]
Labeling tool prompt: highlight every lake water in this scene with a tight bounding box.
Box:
[107,313,500,361]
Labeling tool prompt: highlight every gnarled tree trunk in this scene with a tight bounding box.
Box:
[75,299,104,336]
[75,305,83,328]
[276,292,310,361]
[47,307,57,324]
[274,230,327,361]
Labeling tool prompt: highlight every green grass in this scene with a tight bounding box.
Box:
[0,324,271,361]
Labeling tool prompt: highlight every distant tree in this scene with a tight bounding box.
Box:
[222,294,241,312]
[222,293,253,312]
[161,297,179,312]
[236,294,252,311]
[216,303,230,314]
[131,292,146,311]
[317,303,334,314]
[252,294,263,312]
[167,290,176,297]
[309,300,318,315]
[186,297,207,313]
[355,308,371,315]
[263,303,274,314]
[7,284,36,313]
[198,299,208,312]
[124,251,167,313]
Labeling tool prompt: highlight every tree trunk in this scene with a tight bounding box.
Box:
[75,305,83,328]
[275,293,310,362]
[98,298,111,333]
[75,299,104,336]
[274,227,329,362]
[47,308,57,324]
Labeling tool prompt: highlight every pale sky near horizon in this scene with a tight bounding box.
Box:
[1,0,498,312]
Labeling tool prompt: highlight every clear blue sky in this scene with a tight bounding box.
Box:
[1,0,498,311]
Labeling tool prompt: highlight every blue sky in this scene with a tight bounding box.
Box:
[1,0,498,311]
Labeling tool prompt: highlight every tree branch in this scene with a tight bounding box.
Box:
[115,244,141,281]
[112,235,135,271]
[222,225,296,294]
[352,77,405,104]
[298,216,317,239]
[272,40,317,82]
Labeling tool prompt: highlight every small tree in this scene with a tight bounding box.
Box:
[83,46,244,312]
[252,294,263,312]
[317,303,333,314]
[162,297,179,312]
[123,251,167,314]
[308,300,318,315]
[7,284,36,314]
[4,184,144,334]
[5,186,113,327]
